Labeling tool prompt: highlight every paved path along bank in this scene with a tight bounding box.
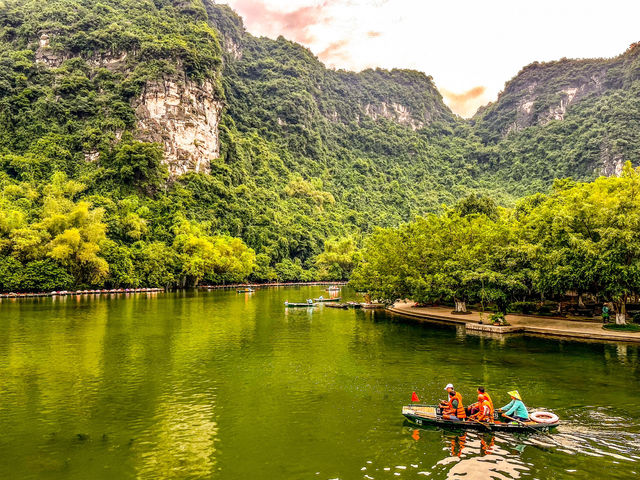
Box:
[388,302,640,344]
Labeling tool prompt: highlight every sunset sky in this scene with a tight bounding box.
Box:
[220,0,640,117]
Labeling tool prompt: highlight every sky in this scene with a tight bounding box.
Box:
[219,0,640,117]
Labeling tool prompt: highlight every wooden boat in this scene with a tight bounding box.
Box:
[362,303,385,309]
[402,405,559,432]
[284,301,316,307]
[237,288,255,293]
[325,302,349,309]
[313,296,341,302]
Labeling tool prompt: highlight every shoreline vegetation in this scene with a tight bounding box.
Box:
[351,166,640,326]
[0,2,637,302]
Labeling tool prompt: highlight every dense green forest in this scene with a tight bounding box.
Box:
[351,164,640,324]
[0,0,638,291]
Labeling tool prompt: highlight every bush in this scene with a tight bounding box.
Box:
[490,312,509,326]
[537,305,553,315]
[632,311,640,323]
[509,301,537,314]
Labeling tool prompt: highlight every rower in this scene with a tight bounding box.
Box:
[498,390,529,422]
[439,383,466,421]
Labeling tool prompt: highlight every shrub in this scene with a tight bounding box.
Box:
[490,312,509,326]
[509,301,537,314]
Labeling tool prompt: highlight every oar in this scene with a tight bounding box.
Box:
[467,417,492,431]
[500,413,560,444]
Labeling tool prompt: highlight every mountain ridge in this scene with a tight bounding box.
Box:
[0,0,637,290]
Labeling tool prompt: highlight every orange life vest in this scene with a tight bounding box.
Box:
[482,393,494,416]
[446,391,466,419]
[475,399,492,422]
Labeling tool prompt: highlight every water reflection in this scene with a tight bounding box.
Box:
[417,429,530,479]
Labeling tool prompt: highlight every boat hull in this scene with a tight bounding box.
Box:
[325,303,348,309]
[402,405,558,433]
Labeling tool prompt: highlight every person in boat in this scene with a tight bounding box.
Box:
[467,386,494,417]
[439,384,466,421]
[498,390,529,422]
[468,394,493,423]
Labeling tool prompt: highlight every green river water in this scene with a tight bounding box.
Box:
[0,287,639,479]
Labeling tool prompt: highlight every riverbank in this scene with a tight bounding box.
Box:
[0,282,349,300]
[198,281,348,289]
[0,287,164,299]
[388,301,640,344]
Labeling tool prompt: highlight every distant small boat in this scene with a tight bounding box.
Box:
[325,303,349,309]
[346,301,362,309]
[326,286,341,292]
[285,300,316,307]
[237,288,255,293]
[362,303,385,309]
[313,296,341,302]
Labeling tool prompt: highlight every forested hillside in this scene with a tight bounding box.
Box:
[474,43,640,196]
[0,0,637,290]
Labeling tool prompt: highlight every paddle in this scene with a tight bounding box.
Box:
[467,417,492,431]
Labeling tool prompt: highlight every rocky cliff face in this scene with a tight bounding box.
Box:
[475,44,640,140]
[34,31,223,176]
[134,77,223,176]
[503,71,606,135]
[600,141,625,177]
[362,102,425,130]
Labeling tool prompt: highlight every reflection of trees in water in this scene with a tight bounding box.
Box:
[434,431,530,480]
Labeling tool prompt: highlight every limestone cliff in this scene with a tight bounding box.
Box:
[362,102,425,130]
[502,68,607,136]
[475,44,640,138]
[134,77,223,176]
[206,4,455,135]
[34,31,223,176]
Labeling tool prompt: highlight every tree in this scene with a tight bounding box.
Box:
[315,236,360,280]
[133,241,179,288]
[350,226,413,304]
[520,164,640,324]
[111,141,168,193]
[172,218,256,286]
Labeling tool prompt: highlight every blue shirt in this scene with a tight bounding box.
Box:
[501,399,529,419]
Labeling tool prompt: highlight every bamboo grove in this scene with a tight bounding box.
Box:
[351,165,640,324]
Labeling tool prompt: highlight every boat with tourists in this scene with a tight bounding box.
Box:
[284,300,316,307]
[313,296,341,302]
[326,286,341,292]
[237,288,255,293]
[402,404,559,433]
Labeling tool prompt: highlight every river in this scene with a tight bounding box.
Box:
[0,287,638,479]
